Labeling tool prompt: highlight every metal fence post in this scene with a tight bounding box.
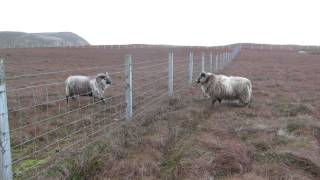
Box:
[215,55,218,72]
[188,51,193,85]
[0,59,13,180]
[125,55,133,121]
[220,53,223,69]
[227,52,229,64]
[225,52,228,65]
[201,52,205,72]
[209,52,213,73]
[168,51,173,96]
[222,53,224,69]
[223,52,225,66]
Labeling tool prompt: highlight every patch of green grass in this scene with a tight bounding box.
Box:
[272,134,290,146]
[287,122,306,133]
[255,151,280,164]
[46,140,110,180]
[14,158,47,177]
[161,150,183,179]
[11,148,23,159]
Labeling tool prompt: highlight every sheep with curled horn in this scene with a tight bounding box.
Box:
[196,71,252,106]
[65,72,112,104]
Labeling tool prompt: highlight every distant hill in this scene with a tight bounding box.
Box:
[0,31,90,48]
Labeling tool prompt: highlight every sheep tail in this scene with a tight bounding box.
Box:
[65,79,70,103]
[65,81,70,97]
[246,81,252,103]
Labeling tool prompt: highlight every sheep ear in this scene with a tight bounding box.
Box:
[105,72,109,76]
[98,73,106,78]
[96,74,103,81]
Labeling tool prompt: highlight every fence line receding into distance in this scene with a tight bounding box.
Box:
[0,45,241,180]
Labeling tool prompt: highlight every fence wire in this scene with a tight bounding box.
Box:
[0,45,241,179]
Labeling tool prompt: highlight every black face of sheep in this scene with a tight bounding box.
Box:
[105,72,112,85]
[196,72,208,84]
[96,72,112,88]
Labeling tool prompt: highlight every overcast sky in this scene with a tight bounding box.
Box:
[1,0,319,46]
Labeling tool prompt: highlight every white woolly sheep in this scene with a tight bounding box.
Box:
[65,72,112,104]
[196,71,252,106]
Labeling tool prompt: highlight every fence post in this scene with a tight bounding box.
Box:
[168,51,173,96]
[222,52,225,66]
[225,52,227,65]
[215,55,218,72]
[0,59,13,180]
[209,52,213,73]
[222,53,224,69]
[227,52,229,63]
[201,52,205,72]
[188,51,193,85]
[220,53,223,69]
[225,52,227,64]
[125,55,133,121]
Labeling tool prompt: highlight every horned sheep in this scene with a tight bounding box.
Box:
[65,72,112,103]
[196,72,252,106]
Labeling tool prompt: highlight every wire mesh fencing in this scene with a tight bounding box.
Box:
[0,45,241,179]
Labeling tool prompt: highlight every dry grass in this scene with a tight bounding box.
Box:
[2,46,320,179]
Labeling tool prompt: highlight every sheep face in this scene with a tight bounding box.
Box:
[96,72,112,90]
[105,72,112,85]
[196,72,211,84]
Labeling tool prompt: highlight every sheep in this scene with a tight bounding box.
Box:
[65,72,112,104]
[196,71,252,106]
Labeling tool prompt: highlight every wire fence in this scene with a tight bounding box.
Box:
[0,45,241,180]
[2,43,319,52]
[240,43,320,51]
[1,43,239,50]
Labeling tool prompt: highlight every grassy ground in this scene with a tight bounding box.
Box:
[41,48,320,179]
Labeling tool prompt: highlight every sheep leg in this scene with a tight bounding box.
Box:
[211,99,216,105]
[95,95,106,104]
[100,98,106,104]
[239,94,250,107]
[240,99,250,107]
[66,93,77,104]
[217,98,222,104]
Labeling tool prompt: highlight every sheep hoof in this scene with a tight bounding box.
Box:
[239,100,250,107]
[211,100,216,105]
[101,98,106,104]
